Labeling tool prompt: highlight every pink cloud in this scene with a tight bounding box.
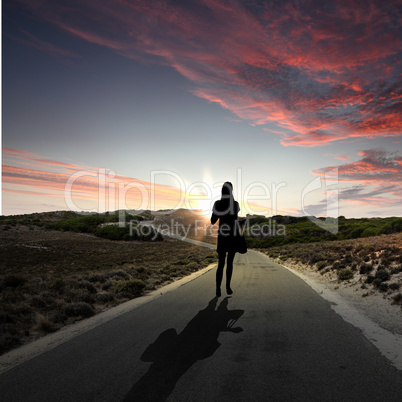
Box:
[313,149,402,184]
[325,153,351,162]
[3,147,95,172]
[309,149,402,213]
[11,0,402,146]
[2,149,205,212]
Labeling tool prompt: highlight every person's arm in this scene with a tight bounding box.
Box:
[211,214,218,225]
[211,202,219,225]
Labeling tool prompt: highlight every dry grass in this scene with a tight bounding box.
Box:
[32,313,57,333]
[0,224,217,355]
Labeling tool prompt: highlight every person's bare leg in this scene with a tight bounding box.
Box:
[216,252,226,297]
[226,251,236,294]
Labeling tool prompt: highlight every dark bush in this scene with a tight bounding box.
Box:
[94,225,162,242]
[0,334,21,355]
[366,275,375,284]
[47,278,65,293]
[75,280,97,294]
[111,279,146,297]
[0,312,15,324]
[31,296,47,308]
[359,263,373,275]
[361,228,378,238]
[389,283,400,291]
[102,280,113,291]
[96,293,115,304]
[373,278,383,288]
[109,270,130,280]
[391,293,402,305]
[87,274,107,283]
[46,215,104,233]
[1,275,26,289]
[379,282,389,292]
[72,290,95,304]
[94,225,133,241]
[375,269,390,282]
[64,302,95,318]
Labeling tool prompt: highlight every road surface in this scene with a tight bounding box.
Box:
[1,251,401,401]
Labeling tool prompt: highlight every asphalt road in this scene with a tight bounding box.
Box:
[1,251,401,401]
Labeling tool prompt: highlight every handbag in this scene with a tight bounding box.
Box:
[235,220,247,254]
[236,233,247,254]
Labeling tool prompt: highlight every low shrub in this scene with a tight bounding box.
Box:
[64,302,95,318]
[47,278,65,293]
[375,269,390,282]
[70,290,95,304]
[185,262,198,271]
[87,274,108,283]
[32,313,57,333]
[96,293,115,304]
[391,293,402,305]
[102,280,113,291]
[111,279,146,297]
[389,283,400,291]
[75,280,97,294]
[337,268,354,281]
[379,282,389,292]
[366,275,374,283]
[94,225,132,241]
[94,225,162,242]
[390,265,402,275]
[359,262,373,275]
[109,270,130,280]
[373,278,383,288]
[31,296,47,308]
[0,334,21,355]
[1,275,26,289]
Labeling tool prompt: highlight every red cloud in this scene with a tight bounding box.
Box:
[313,149,402,184]
[10,0,402,146]
[309,149,402,213]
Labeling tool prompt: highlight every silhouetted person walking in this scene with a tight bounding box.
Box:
[211,182,244,297]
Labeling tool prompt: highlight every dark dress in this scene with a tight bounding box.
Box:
[211,198,240,253]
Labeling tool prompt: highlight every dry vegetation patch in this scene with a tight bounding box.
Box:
[0,225,217,355]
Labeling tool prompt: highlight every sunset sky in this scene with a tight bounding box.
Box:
[2,0,402,218]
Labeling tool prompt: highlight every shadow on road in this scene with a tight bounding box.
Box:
[124,297,244,401]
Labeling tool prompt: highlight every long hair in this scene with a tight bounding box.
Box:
[221,181,233,198]
[219,181,236,215]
